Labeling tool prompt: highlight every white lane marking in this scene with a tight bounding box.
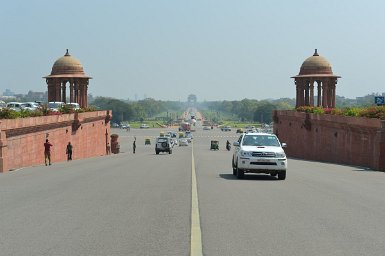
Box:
[190,142,203,256]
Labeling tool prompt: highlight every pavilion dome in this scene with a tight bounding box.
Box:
[50,49,85,75]
[299,49,333,75]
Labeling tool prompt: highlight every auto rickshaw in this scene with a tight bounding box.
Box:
[145,138,151,145]
[210,140,219,150]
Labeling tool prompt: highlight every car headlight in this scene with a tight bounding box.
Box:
[240,150,253,157]
[276,152,286,158]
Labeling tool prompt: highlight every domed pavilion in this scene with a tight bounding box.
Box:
[291,49,341,108]
[43,49,92,108]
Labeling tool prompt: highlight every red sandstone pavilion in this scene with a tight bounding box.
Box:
[0,50,111,173]
[43,49,91,108]
[275,50,385,171]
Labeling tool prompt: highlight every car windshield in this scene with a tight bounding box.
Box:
[157,138,168,143]
[242,135,280,147]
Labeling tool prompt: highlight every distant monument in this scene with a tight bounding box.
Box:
[43,49,92,108]
[291,49,341,108]
[188,94,197,106]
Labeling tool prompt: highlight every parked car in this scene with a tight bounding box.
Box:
[232,132,287,180]
[65,102,80,110]
[140,124,149,129]
[155,137,172,154]
[6,102,22,111]
[0,101,6,109]
[48,102,65,112]
[203,126,211,130]
[21,102,39,111]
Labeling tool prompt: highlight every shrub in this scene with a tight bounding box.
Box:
[343,107,360,117]
[359,106,385,120]
[295,106,385,120]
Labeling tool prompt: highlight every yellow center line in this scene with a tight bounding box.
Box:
[190,142,203,256]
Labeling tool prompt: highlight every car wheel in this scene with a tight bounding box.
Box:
[232,158,236,175]
[236,164,244,179]
[277,171,286,180]
[169,149,172,154]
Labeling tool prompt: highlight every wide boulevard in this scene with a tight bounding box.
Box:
[1,125,385,256]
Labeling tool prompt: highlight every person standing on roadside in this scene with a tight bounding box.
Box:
[133,139,136,154]
[66,142,73,161]
[44,139,53,166]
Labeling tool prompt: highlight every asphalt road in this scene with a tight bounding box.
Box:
[1,126,385,256]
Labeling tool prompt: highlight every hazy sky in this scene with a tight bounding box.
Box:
[1,0,384,101]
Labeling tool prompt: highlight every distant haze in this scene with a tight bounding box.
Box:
[1,0,384,101]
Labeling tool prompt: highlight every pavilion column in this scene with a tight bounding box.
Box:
[84,82,88,107]
[317,81,322,107]
[56,80,61,102]
[74,82,79,104]
[79,83,84,108]
[47,79,54,102]
[300,79,305,106]
[331,80,336,108]
[295,80,300,107]
[61,81,66,103]
[322,79,329,108]
[309,80,314,106]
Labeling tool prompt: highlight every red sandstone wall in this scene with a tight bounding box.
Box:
[0,111,112,172]
[273,110,385,171]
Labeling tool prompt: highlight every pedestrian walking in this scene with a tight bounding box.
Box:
[66,142,73,161]
[106,142,111,155]
[133,139,136,154]
[44,139,53,166]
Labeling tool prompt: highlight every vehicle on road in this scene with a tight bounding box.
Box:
[226,140,231,151]
[155,137,172,154]
[179,122,191,131]
[203,126,211,131]
[221,126,232,131]
[140,124,149,129]
[236,128,244,133]
[232,132,287,180]
[178,138,189,146]
[210,140,219,150]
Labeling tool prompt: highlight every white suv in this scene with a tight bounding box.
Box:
[232,133,287,180]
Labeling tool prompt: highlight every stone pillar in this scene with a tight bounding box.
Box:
[332,81,336,108]
[56,81,61,102]
[322,79,328,108]
[74,82,79,104]
[84,83,88,107]
[61,81,66,103]
[295,80,300,107]
[79,83,84,108]
[309,80,314,106]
